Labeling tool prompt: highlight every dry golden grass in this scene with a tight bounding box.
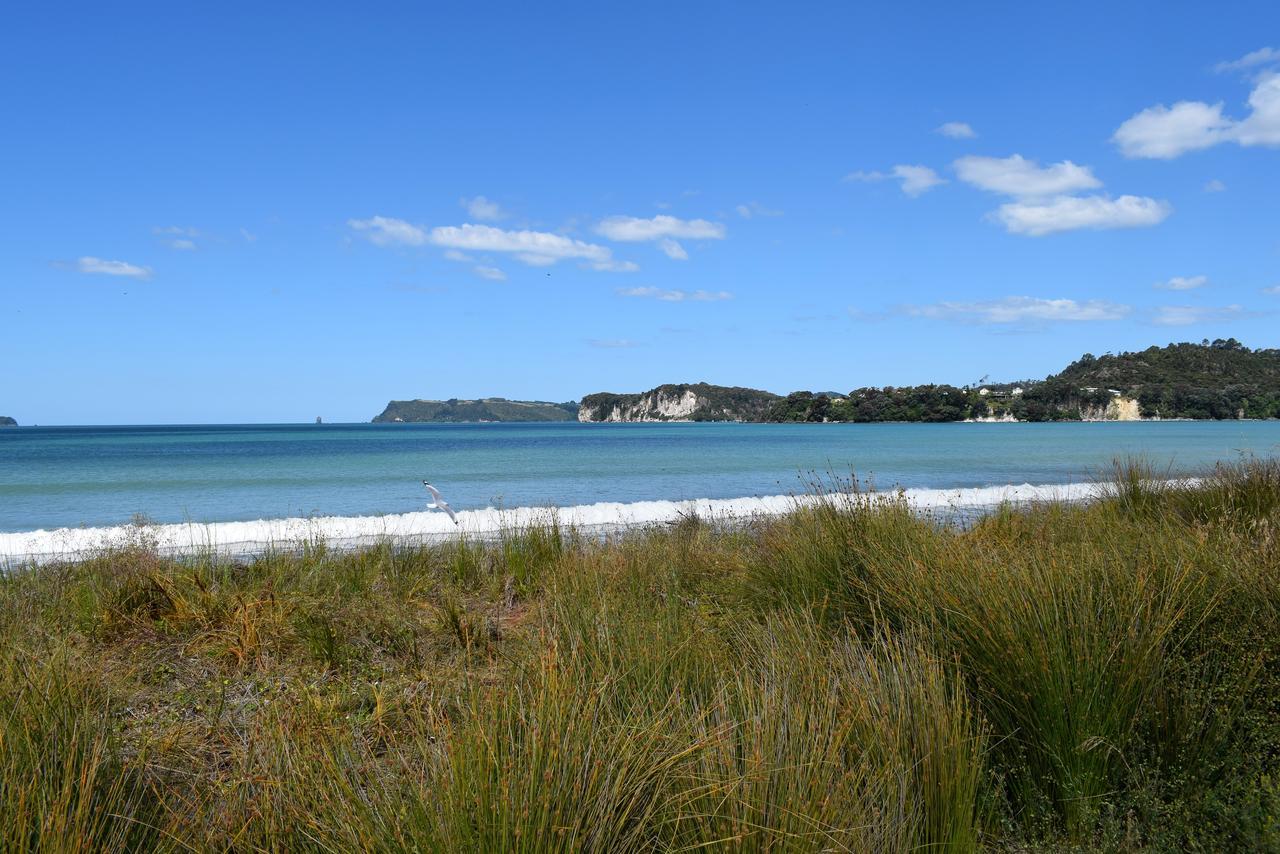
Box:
[1,458,1278,851]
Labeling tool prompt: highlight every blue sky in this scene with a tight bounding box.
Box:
[3,1,1278,424]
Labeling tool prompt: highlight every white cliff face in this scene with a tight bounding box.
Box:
[580,389,703,422]
[1080,396,1142,421]
[653,389,699,419]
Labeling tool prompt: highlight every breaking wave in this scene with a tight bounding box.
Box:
[1,481,1107,566]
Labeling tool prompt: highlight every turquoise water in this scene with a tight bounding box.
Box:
[2,421,1279,533]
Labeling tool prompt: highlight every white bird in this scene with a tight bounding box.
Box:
[422,482,459,525]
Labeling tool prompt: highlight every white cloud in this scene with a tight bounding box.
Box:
[348,216,430,246]
[1204,179,1227,192]
[1152,304,1246,326]
[77,257,152,279]
[588,338,639,348]
[1234,72,1280,146]
[936,121,977,139]
[844,165,946,197]
[617,287,732,302]
[594,214,725,260]
[1113,71,1280,158]
[595,214,726,242]
[893,165,946,196]
[1112,101,1235,159]
[240,227,257,242]
[1156,275,1208,291]
[350,217,635,270]
[1215,47,1280,74]
[462,195,505,221]
[1262,285,1280,295]
[735,200,783,218]
[168,238,196,251]
[992,194,1171,236]
[658,238,688,260]
[906,296,1130,324]
[443,249,473,262]
[473,265,506,281]
[954,154,1101,197]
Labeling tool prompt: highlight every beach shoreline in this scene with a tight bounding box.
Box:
[0,480,1113,566]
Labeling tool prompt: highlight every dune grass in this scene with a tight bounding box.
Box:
[1,458,1278,851]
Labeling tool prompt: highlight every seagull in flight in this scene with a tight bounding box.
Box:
[423,482,459,525]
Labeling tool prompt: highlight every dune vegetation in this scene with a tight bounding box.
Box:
[2,459,1279,851]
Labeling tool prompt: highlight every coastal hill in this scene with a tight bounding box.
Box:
[0,416,16,427]
[578,383,780,422]
[372,398,578,423]
[376,341,1280,424]
[584,340,1280,423]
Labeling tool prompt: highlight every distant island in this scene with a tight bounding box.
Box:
[580,340,1280,423]
[372,398,578,423]
[0,416,16,427]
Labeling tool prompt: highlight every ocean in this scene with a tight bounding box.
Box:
[2,421,1279,561]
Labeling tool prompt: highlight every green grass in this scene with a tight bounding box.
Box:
[1,459,1279,851]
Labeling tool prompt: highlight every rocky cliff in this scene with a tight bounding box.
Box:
[1079,396,1142,421]
[578,383,780,422]
[0,416,16,427]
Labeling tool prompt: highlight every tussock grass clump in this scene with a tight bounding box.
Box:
[0,460,1278,850]
[0,648,170,852]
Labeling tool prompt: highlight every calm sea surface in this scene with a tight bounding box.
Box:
[2,421,1279,533]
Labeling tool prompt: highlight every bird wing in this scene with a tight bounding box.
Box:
[438,500,459,525]
[423,483,459,524]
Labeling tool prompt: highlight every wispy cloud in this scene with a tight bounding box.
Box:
[904,296,1130,324]
[617,286,732,302]
[844,164,946,197]
[1152,304,1249,326]
[473,265,506,281]
[588,338,640,348]
[349,216,637,271]
[1214,46,1280,74]
[1155,274,1208,291]
[1261,285,1280,295]
[348,216,430,246]
[735,201,783,218]
[1114,54,1280,158]
[154,225,200,250]
[1203,179,1227,192]
[954,155,1101,197]
[240,227,258,242]
[935,121,977,139]
[461,195,505,221]
[76,257,153,279]
[992,195,1171,236]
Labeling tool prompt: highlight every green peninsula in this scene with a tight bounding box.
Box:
[372,398,578,423]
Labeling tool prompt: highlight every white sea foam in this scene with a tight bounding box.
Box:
[0,481,1110,566]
